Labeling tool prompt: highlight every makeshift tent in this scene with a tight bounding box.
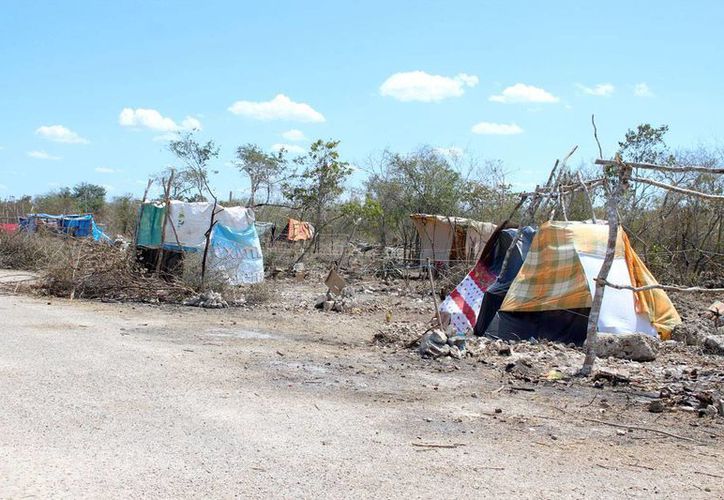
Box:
[276,218,315,242]
[135,201,264,284]
[410,214,496,265]
[439,225,535,337]
[441,221,681,344]
[19,214,111,242]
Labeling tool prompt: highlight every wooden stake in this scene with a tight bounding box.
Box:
[581,160,629,375]
[577,172,597,223]
[156,173,174,274]
[426,258,443,330]
[133,178,153,251]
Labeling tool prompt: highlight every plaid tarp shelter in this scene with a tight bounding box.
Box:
[441,221,681,344]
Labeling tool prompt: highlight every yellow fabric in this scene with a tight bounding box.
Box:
[568,223,626,258]
[501,222,592,312]
[621,233,682,339]
[500,221,681,339]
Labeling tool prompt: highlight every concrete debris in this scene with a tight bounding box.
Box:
[182,291,228,309]
[418,329,466,359]
[702,335,724,355]
[595,333,658,362]
[429,329,447,345]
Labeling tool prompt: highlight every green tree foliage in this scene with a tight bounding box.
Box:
[617,124,674,164]
[282,139,352,229]
[106,194,139,236]
[234,144,287,205]
[72,182,107,213]
[33,183,106,215]
[168,131,220,201]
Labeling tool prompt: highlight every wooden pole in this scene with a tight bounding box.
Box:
[577,172,597,223]
[426,258,443,330]
[200,202,220,288]
[133,178,153,251]
[155,174,174,274]
[581,160,629,375]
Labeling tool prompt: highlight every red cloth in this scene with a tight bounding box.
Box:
[0,223,18,233]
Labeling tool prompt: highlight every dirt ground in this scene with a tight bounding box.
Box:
[0,271,722,498]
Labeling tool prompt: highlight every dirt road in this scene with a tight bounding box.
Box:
[0,292,721,498]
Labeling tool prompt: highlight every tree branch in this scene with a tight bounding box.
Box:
[630,176,724,202]
[595,159,724,175]
[595,278,724,294]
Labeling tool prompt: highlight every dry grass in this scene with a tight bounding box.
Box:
[244,281,273,305]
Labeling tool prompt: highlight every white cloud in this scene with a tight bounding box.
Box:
[489,83,559,103]
[576,83,615,96]
[271,143,306,154]
[228,94,325,123]
[471,122,524,135]
[379,71,479,102]
[281,129,306,141]
[36,124,89,144]
[95,167,116,173]
[434,147,464,158]
[634,82,654,97]
[152,132,180,142]
[28,150,61,160]
[119,108,202,132]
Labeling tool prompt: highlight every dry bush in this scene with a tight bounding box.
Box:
[39,238,194,302]
[0,231,59,270]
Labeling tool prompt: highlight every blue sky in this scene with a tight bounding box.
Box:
[1,0,723,199]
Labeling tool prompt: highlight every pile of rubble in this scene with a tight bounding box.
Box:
[182,290,228,309]
[418,329,467,360]
[314,289,357,313]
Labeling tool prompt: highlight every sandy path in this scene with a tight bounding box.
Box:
[0,293,721,498]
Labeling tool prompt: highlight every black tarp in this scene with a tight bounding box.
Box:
[474,226,536,337]
[493,309,591,345]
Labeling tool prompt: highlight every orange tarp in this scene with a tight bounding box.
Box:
[287,218,314,241]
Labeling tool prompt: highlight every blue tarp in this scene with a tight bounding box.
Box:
[20,214,111,242]
[209,222,264,285]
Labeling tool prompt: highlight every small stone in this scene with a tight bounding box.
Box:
[495,341,512,356]
[704,405,718,418]
[429,329,447,345]
[648,399,665,413]
[595,333,658,362]
[449,345,463,360]
[322,300,335,312]
[703,335,724,355]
